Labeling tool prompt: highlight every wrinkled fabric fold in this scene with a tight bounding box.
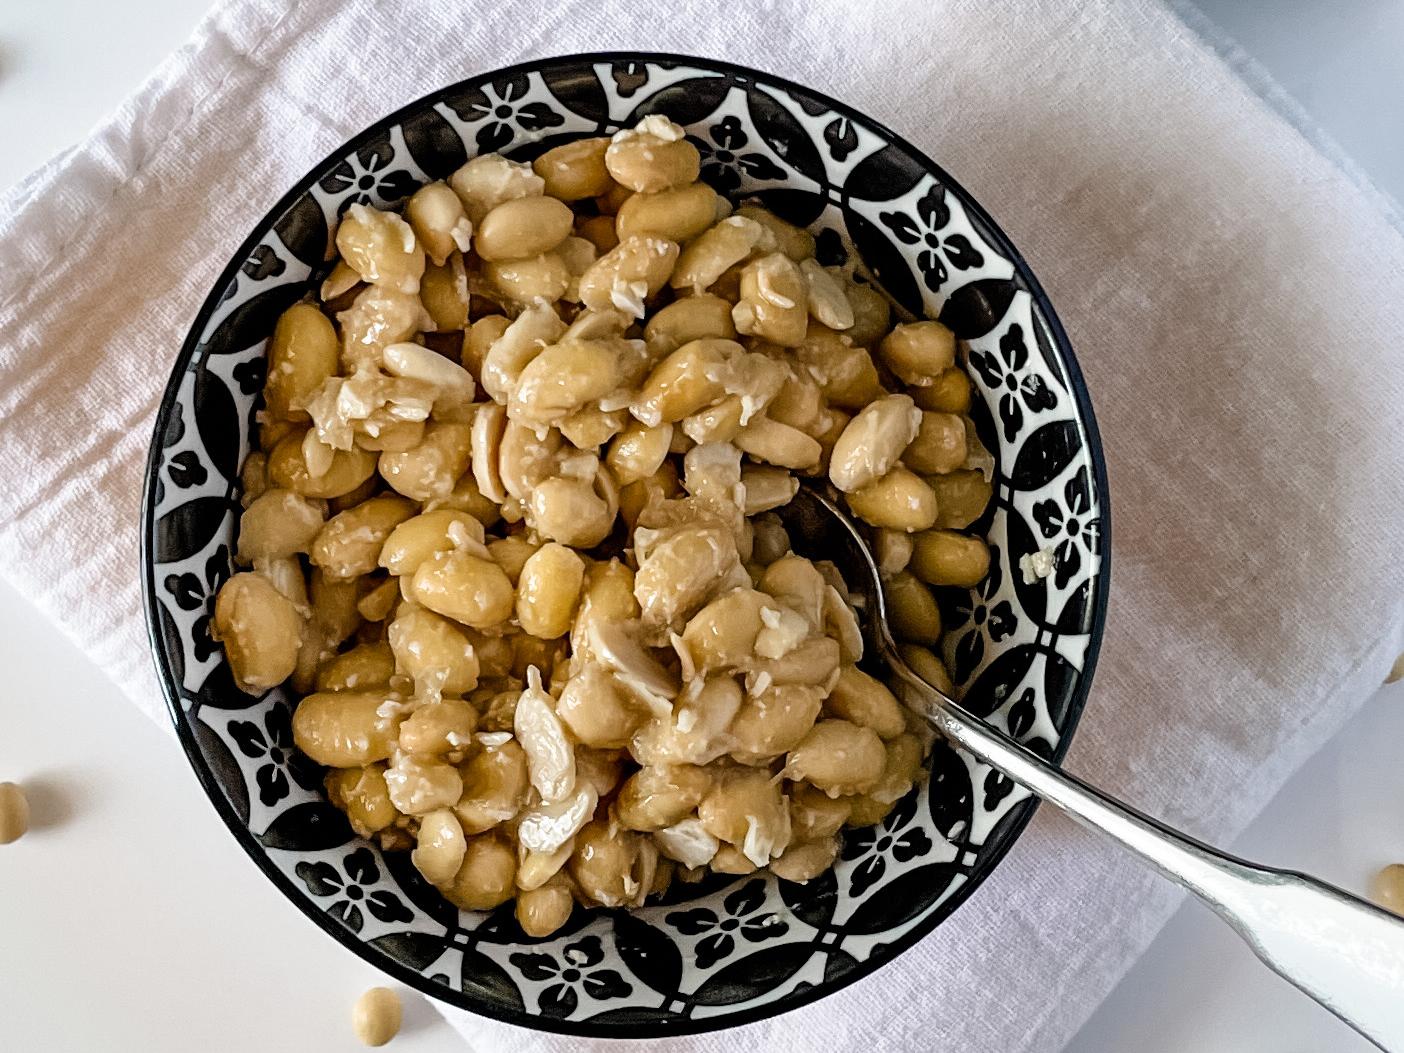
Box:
[1,1,1402,1051]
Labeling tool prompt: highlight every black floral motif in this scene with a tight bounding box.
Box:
[509,935,632,1018]
[448,74,565,154]
[945,544,1012,683]
[229,705,319,806]
[696,115,786,195]
[1031,465,1101,589]
[168,449,207,489]
[163,546,230,663]
[841,793,933,897]
[822,115,858,161]
[878,182,984,294]
[943,236,983,269]
[1007,687,1036,739]
[242,245,285,281]
[320,141,418,205]
[611,62,650,98]
[968,323,1058,442]
[232,355,266,396]
[665,879,788,969]
[164,573,203,612]
[982,770,1015,810]
[294,847,412,933]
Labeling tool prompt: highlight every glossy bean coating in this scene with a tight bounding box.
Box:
[213,572,304,693]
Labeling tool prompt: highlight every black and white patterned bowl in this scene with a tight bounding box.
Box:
[140,53,1109,1037]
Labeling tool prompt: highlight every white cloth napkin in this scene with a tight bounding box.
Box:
[2,1,1402,1051]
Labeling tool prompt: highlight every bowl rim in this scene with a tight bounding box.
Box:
[140,49,1111,1038]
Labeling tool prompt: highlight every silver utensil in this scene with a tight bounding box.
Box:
[779,486,1404,1051]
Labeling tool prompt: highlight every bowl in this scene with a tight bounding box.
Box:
[141,52,1109,1036]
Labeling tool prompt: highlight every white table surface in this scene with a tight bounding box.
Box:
[1,2,1400,1050]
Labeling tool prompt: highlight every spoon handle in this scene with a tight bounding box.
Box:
[892,666,1404,1051]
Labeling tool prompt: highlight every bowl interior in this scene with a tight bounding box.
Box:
[142,53,1108,1037]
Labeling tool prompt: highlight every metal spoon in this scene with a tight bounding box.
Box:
[778,485,1404,1051]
